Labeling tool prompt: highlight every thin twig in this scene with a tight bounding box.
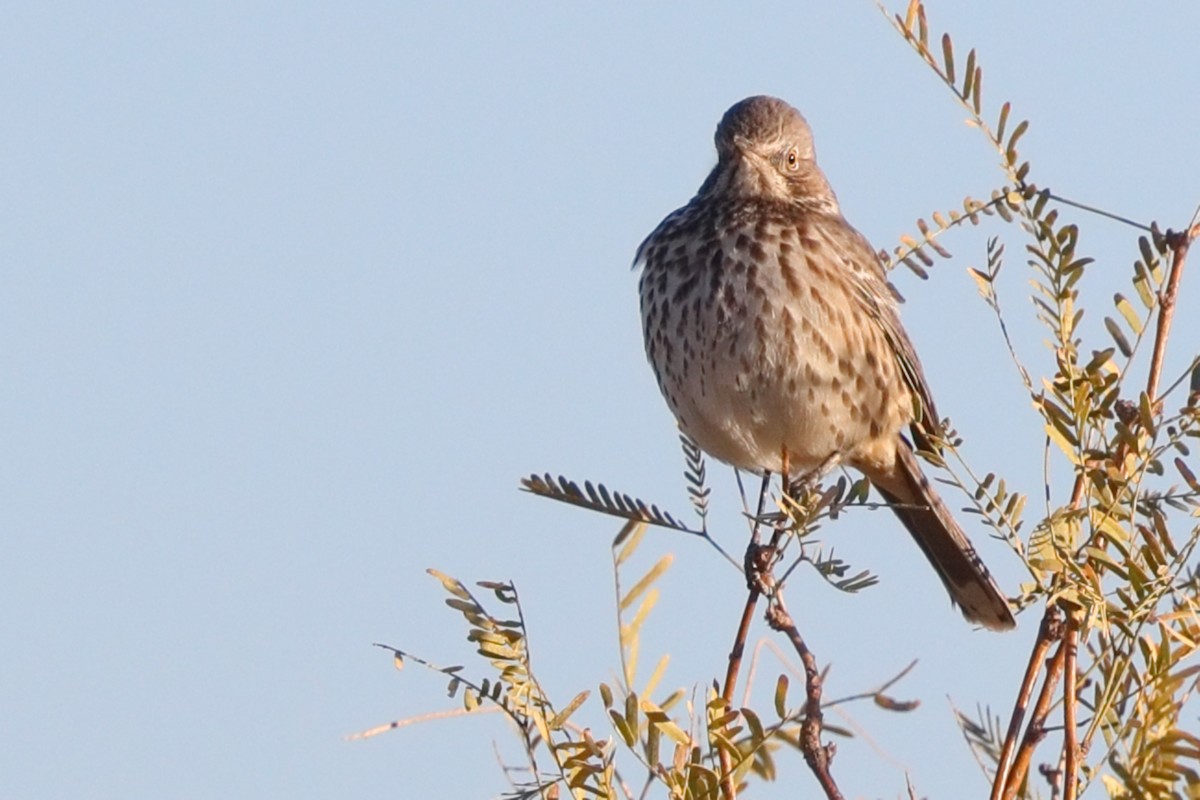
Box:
[1040,757,1065,800]
[821,659,919,708]
[717,568,758,800]
[1001,638,1069,800]
[990,608,1062,800]
[1024,180,1196,800]
[1157,354,1200,402]
[747,637,913,771]
[1053,218,1196,795]
[722,572,764,709]
[636,772,654,800]
[1145,223,1198,402]
[717,473,774,800]
[1046,192,1153,232]
[345,705,499,740]
[1062,612,1081,800]
[765,593,844,800]
[758,449,842,799]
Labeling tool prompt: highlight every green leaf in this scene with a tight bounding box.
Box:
[1104,317,1133,357]
[962,48,976,98]
[608,709,635,746]
[1006,119,1029,165]
[645,716,661,765]
[1175,457,1200,492]
[1083,546,1128,579]
[941,33,955,84]
[1139,391,1158,437]
[1114,293,1144,334]
[742,707,765,742]
[709,708,741,733]
[996,101,1011,143]
[625,691,640,735]
[445,597,483,616]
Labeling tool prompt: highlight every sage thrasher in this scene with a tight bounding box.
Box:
[635,96,1015,630]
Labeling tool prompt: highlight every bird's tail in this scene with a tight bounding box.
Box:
[871,443,1016,631]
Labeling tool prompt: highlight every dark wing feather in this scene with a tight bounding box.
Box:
[823,217,943,451]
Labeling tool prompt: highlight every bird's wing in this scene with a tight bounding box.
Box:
[829,219,943,451]
[633,201,700,270]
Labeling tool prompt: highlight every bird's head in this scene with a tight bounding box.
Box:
[706,95,838,209]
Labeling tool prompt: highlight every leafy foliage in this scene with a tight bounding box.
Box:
[521,472,700,536]
[373,570,617,799]
[884,1,1200,798]
[366,2,1200,798]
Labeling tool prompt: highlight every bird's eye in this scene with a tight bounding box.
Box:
[784,147,800,171]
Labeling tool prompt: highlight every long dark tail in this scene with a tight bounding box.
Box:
[871,443,1016,631]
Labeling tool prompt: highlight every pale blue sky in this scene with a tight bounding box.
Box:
[4,4,1199,798]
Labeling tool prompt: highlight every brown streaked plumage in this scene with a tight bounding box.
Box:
[635,96,1014,630]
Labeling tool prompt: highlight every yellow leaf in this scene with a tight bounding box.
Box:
[550,690,590,730]
[643,702,691,746]
[427,568,471,600]
[774,674,789,719]
[968,267,993,299]
[620,555,672,611]
[650,715,690,746]
[643,654,670,699]
[1044,422,1080,464]
[613,520,647,564]
[608,709,635,746]
[1114,293,1143,334]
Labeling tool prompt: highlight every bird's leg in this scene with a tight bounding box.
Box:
[787,451,841,499]
[780,446,791,502]
[747,447,790,582]
[751,470,771,545]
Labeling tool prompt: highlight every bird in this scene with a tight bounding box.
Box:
[634,95,1015,630]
